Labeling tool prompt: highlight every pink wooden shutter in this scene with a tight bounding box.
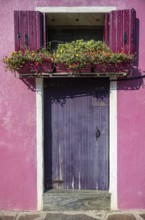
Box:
[104,9,136,53]
[14,11,45,51]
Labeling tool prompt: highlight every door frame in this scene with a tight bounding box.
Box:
[36,78,117,210]
[35,6,117,211]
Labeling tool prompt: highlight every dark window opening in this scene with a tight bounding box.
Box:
[45,13,105,47]
[47,26,103,43]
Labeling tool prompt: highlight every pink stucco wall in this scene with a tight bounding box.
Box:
[0,0,145,211]
[0,0,37,211]
[117,0,145,210]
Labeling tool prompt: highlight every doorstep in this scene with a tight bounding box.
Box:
[0,210,145,220]
[43,189,111,211]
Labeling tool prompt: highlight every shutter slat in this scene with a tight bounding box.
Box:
[19,11,28,50]
[130,9,136,53]
[116,10,123,52]
[19,11,24,50]
[14,11,20,51]
[29,11,37,50]
[104,13,110,45]
[43,13,46,48]
[123,10,130,52]
[36,12,42,50]
[14,11,44,51]
[110,11,119,52]
[28,12,35,50]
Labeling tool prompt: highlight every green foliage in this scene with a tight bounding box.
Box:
[3,40,134,73]
[3,49,52,72]
[54,40,134,71]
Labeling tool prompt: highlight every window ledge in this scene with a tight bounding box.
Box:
[18,72,129,79]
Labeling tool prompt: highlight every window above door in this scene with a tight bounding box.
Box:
[8,9,136,78]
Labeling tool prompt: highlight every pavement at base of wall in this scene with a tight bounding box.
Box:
[1,210,145,220]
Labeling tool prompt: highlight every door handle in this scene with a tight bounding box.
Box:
[96,127,100,140]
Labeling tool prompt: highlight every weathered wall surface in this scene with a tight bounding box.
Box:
[33,0,124,8]
[117,0,145,210]
[0,0,145,211]
[0,0,37,211]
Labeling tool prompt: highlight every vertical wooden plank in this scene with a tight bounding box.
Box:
[67,95,72,189]
[14,11,20,51]
[28,11,35,50]
[123,9,136,53]
[36,12,40,49]
[27,11,43,50]
[110,10,123,52]
[80,94,89,189]
[104,13,110,46]
[63,88,71,189]
[43,12,46,48]
[69,96,73,189]
[131,9,136,53]
[93,90,102,190]
[27,12,32,49]
[36,11,44,49]
[44,87,54,189]
[32,11,37,49]
[123,10,130,52]
[51,90,60,184]
[19,11,28,50]
[116,10,123,52]
[57,94,65,186]
[88,95,96,189]
[70,96,77,189]
[104,89,109,190]
[98,88,109,190]
[75,93,83,189]
[109,10,117,52]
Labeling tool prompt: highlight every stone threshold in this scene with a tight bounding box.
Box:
[1,210,145,220]
[43,189,111,211]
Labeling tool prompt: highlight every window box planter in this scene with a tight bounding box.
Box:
[55,63,71,74]
[94,62,132,73]
[3,49,53,75]
[77,63,94,74]
[55,62,131,76]
[18,60,53,74]
[3,40,134,78]
[40,60,54,73]
[55,63,93,75]
[54,40,134,77]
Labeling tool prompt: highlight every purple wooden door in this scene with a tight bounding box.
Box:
[44,78,109,190]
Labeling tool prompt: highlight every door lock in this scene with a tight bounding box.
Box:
[96,127,100,140]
